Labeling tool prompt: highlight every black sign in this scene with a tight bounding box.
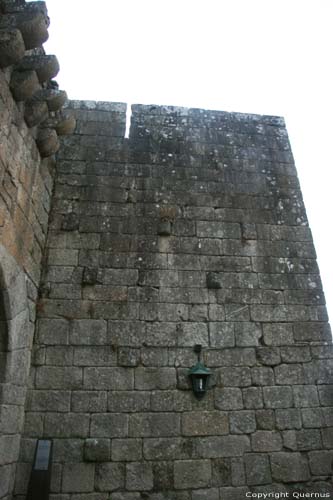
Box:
[26,439,53,500]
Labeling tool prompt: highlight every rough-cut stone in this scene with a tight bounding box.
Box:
[196,436,250,458]
[126,462,153,491]
[263,386,293,408]
[96,462,125,491]
[229,411,256,434]
[90,413,128,438]
[276,409,302,430]
[244,454,272,485]
[112,439,142,462]
[215,388,243,410]
[251,431,282,451]
[174,460,211,489]
[10,69,39,100]
[270,452,310,482]
[84,438,110,462]
[0,28,25,67]
[62,463,95,492]
[182,411,229,436]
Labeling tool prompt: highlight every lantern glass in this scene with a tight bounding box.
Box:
[188,361,211,400]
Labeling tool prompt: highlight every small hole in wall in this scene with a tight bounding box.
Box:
[125,103,132,139]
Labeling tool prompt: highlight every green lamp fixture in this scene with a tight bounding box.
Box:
[188,344,211,400]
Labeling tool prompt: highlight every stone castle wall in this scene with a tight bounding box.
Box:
[0,50,56,500]
[14,101,333,499]
[0,1,74,497]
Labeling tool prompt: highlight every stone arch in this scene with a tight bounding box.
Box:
[0,244,31,499]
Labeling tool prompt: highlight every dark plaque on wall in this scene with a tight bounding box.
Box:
[26,439,53,500]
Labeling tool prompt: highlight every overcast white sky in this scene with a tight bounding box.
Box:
[44,0,333,323]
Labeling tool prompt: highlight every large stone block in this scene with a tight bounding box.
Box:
[53,439,83,463]
[263,386,293,408]
[95,462,125,491]
[62,463,95,492]
[308,451,333,475]
[129,413,180,437]
[134,367,176,390]
[90,413,128,438]
[244,454,272,485]
[71,391,107,412]
[215,388,243,410]
[229,411,256,434]
[83,367,134,390]
[35,366,82,389]
[251,431,282,452]
[182,411,229,436]
[126,462,153,491]
[271,452,310,482]
[174,459,211,489]
[112,438,142,461]
[84,438,110,462]
[196,435,250,458]
[44,413,89,438]
[28,390,71,412]
[108,391,150,412]
[70,319,107,345]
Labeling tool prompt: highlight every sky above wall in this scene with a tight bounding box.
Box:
[42,0,333,323]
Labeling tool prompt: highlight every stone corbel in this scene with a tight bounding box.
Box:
[41,110,77,136]
[9,68,40,100]
[36,128,59,158]
[17,54,59,83]
[0,2,49,50]
[1,0,75,159]
[0,28,25,67]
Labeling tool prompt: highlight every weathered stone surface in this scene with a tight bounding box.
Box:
[36,128,60,157]
[126,462,153,491]
[244,454,272,485]
[62,463,95,492]
[263,386,293,408]
[90,413,128,438]
[95,462,125,491]
[18,55,59,83]
[112,439,142,462]
[196,436,250,458]
[84,438,110,462]
[229,411,256,434]
[182,411,229,436]
[271,452,311,482]
[174,460,211,489]
[276,409,302,430]
[24,99,48,127]
[129,413,180,437]
[10,69,39,100]
[0,28,25,67]
[215,388,243,410]
[251,431,282,451]
[308,450,333,475]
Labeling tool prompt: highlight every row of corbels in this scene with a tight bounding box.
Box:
[0,0,76,157]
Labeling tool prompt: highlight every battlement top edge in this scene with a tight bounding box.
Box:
[65,100,285,126]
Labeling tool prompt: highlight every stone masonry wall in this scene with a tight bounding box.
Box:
[17,101,333,499]
[0,66,54,499]
[0,1,74,495]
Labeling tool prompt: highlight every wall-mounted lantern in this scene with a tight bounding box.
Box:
[188,344,211,400]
